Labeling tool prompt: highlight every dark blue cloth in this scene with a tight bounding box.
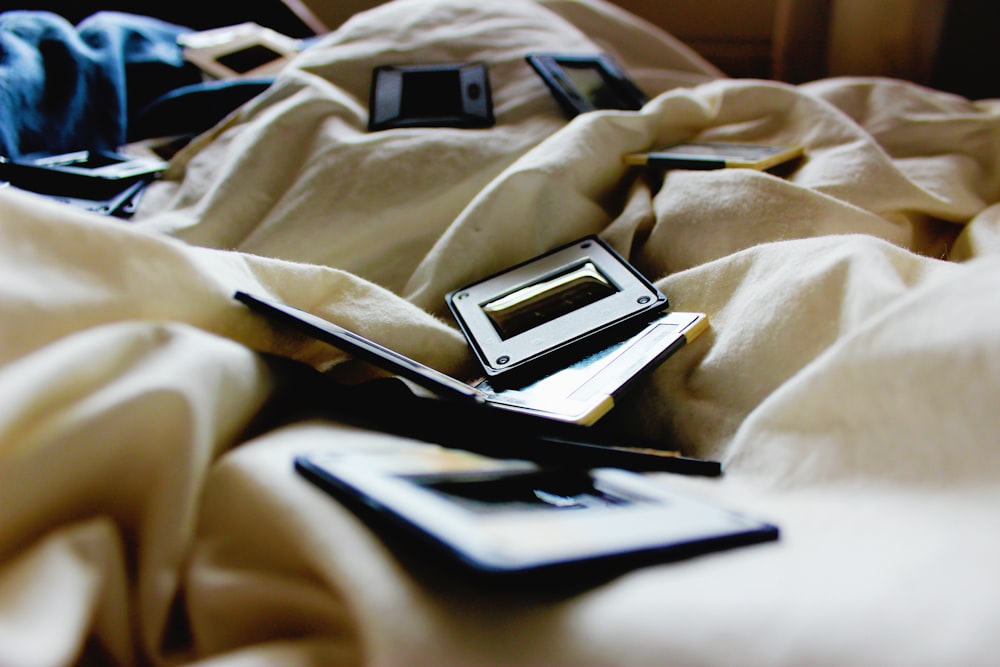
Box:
[0,11,201,159]
[129,78,274,143]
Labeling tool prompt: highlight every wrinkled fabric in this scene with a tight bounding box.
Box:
[2,0,1000,666]
[0,10,200,158]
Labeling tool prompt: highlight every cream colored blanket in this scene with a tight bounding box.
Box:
[2,0,1000,665]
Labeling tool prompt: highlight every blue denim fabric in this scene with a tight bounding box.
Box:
[0,10,199,158]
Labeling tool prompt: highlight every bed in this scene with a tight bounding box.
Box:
[2,0,1000,665]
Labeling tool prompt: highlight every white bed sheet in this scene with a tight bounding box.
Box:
[1,0,1000,665]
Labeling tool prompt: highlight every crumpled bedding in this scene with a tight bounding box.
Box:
[2,0,1000,665]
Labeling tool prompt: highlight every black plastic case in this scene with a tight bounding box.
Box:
[368,62,495,131]
[526,53,648,118]
[296,452,778,581]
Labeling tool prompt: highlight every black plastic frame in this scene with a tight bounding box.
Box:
[526,52,648,118]
[368,62,495,131]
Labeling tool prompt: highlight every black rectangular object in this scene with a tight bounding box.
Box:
[295,452,778,580]
[368,62,494,131]
[526,52,648,118]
